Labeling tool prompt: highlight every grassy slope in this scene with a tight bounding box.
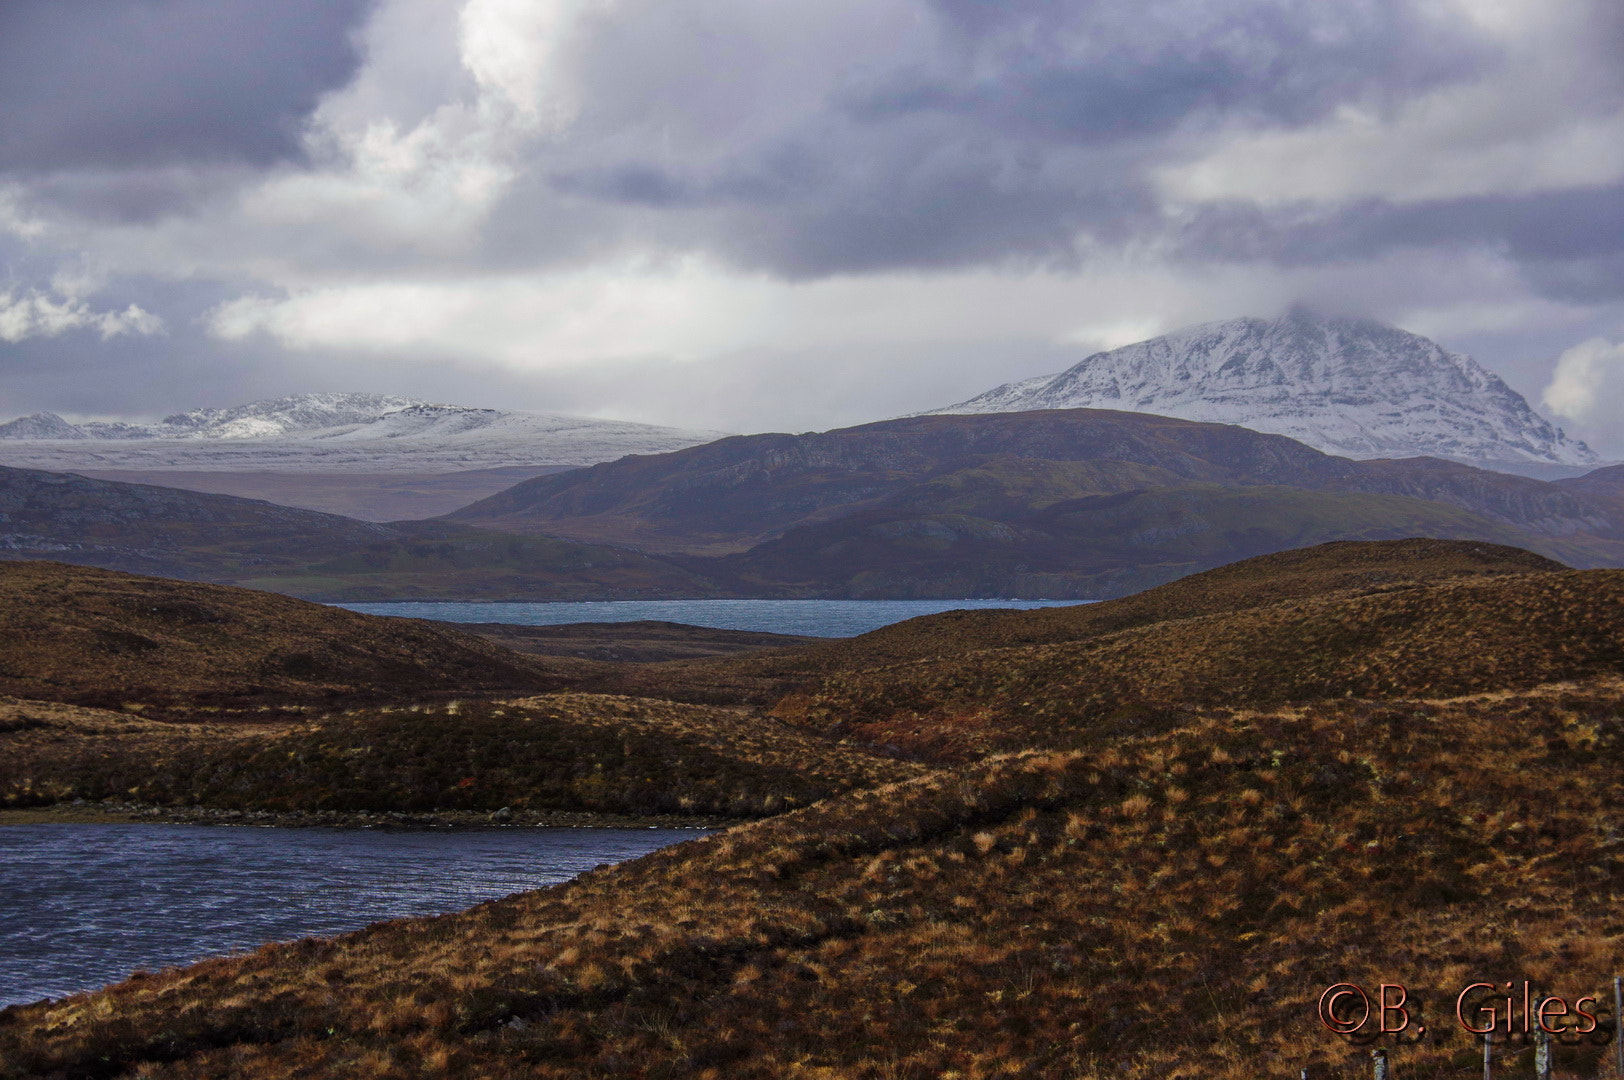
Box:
[784,567,1624,761]
[799,536,1566,669]
[6,679,1624,1079]
[571,538,1566,707]
[450,621,828,663]
[6,542,1624,1078]
[0,694,924,819]
[0,561,569,709]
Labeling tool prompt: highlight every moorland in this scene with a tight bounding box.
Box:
[8,408,1624,602]
[3,536,1624,1078]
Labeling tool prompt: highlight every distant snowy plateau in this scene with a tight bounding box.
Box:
[0,394,730,473]
[930,311,1602,474]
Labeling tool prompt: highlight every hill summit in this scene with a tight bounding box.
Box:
[930,309,1597,471]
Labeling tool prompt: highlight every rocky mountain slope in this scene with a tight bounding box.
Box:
[0,393,727,473]
[929,310,1598,470]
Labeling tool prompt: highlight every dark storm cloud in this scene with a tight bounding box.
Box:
[4,0,1624,438]
[1174,180,1624,302]
[528,0,1495,276]
[0,0,375,174]
[869,0,1490,140]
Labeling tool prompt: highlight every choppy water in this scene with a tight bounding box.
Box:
[337,598,1087,638]
[0,824,703,1009]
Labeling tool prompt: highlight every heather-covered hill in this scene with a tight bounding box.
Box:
[7,678,1623,1079]
[451,620,826,663]
[800,537,1565,670]
[785,567,1624,761]
[0,562,569,709]
[1,693,924,819]
[572,539,1569,706]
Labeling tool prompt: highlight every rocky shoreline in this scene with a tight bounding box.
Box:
[0,800,730,830]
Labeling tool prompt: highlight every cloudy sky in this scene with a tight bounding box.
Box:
[2,0,1622,453]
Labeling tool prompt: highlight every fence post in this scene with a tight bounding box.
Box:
[1372,1047,1389,1080]
[1614,975,1623,1078]
[1483,1029,1492,1080]
[1534,1000,1552,1080]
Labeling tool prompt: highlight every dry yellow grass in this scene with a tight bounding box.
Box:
[6,678,1624,1078]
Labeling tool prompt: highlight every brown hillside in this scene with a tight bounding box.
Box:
[571,539,1568,707]
[786,567,1624,760]
[0,561,566,709]
[806,537,1565,670]
[1,693,925,819]
[8,678,1624,1079]
[452,620,827,663]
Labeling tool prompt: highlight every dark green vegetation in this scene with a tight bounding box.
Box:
[5,539,1624,1078]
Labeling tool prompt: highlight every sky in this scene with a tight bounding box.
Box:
[1,0,1622,454]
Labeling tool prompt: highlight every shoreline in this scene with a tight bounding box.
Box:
[0,801,732,830]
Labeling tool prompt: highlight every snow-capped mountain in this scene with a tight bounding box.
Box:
[0,393,729,473]
[929,310,1598,470]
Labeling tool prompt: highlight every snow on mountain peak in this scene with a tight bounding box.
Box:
[154,393,428,439]
[929,310,1598,469]
[0,394,729,473]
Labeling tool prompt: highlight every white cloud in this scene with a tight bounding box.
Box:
[203,246,1557,377]
[1159,101,1624,207]
[1543,337,1624,423]
[0,289,162,343]
[0,186,47,240]
[1157,0,1624,207]
[235,0,603,259]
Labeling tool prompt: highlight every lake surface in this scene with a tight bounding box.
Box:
[0,824,704,1009]
[338,598,1087,638]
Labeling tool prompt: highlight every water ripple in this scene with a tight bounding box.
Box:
[0,824,704,1008]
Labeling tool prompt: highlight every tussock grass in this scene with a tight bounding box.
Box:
[0,561,566,710]
[7,679,1624,1078]
[5,541,1623,1078]
[787,567,1624,761]
[0,693,925,818]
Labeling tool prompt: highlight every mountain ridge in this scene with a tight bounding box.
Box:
[928,310,1598,469]
[0,393,729,473]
